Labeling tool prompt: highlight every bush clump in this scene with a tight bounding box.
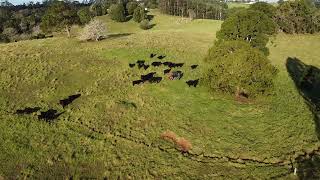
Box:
[203,40,278,98]
[133,6,146,23]
[140,19,151,30]
[126,2,138,15]
[109,4,126,22]
[79,19,107,41]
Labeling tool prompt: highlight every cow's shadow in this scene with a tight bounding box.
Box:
[286,57,320,179]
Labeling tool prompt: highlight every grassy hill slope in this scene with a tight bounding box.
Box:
[0,10,319,179]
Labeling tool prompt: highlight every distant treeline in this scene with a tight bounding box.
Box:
[158,0,228,20]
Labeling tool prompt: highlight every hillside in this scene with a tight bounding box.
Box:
[0,10,320,179]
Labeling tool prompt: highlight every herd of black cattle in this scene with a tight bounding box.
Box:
[130,53,199,87]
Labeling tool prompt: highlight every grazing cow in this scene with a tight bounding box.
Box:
[158,55,166,59]
[143,64,150,70]
[141,72,156,82]
[138,63,145,69]
[168,63,177,68]
[169,71,184,80]
[186,79,199,87]
[59,94,81,108]
[129,63,135,68]
[150,53,157,58]
[149,77,162,83]
[152,62,162,67]
[137,60,145,64]
[164,69,171,74]
[16,107,41,114]
[38,109,63,122]
[191,65,198,69]
[175,63,184,67]
[133,80,144,86]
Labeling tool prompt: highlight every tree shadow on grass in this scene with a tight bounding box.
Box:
[107,33,133,40]
[286,57,320,179]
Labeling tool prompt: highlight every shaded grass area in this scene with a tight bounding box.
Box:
[0,10,319,178]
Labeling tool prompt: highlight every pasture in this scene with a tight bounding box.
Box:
[0,9,320,179]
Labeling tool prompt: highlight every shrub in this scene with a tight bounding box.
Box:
[140,19,151,30]
[176,138,192,153]
[79,19,107,41]
[217,9,276,55]
[78,7,93,25]
[0,34,9,43]
[109,4,126,22]
[203,40,278,98]
[133,6,146,23]
[126,2,138,15]
[160,130,178,143]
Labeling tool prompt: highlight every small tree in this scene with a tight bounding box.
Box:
[109,4,126,22]
[203,40,278,98]
[79,19,107,41]
[40,1,79,37]
[133,6,146,23]
[78,7,93,25]
[126,2,138,15]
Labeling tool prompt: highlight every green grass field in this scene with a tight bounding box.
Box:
[0,10,320,179]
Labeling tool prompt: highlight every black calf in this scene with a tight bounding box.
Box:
[150,53,157,58]
[137,60,145,64]
[175,63,184,67]
[129,63,135,68]
[157,55,166,59]
[149,77,162,83]
[143,64,150,70]
[186,79,199,87]
[164,69,171,74]
[133,80,144,86]
[152,62,162,67]
[191,65,198,69]
[141,72,156,82]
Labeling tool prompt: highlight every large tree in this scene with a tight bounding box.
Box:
[40,1,79,37]
[217,9,276,55]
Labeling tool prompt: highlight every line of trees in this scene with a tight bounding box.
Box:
[158,0,228,20]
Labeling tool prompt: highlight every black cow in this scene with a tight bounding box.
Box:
[149,77,162,83]
[168,63,177,68]
[152,62,162,67]
[143,64,150,70]
[158,55,166,59]
[129,63,135,68]
[137,60,145,64]
[138,63,145,69]
[186,79,199,87]
[59,94,81,108]
[150,53,157,58]
[164,69,171,74]
[163,62,172,66]
[175,63,184,67]
[141,72,156,82]
[133,80,144,86]
[191,65,198,69]
[38,109,63,122]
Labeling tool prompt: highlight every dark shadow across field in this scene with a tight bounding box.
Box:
[286,57,320,179]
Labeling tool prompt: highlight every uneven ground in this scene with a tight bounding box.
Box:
[0,10,320,179]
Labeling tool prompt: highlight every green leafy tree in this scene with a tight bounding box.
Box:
[249,2,276,18]
[78,7,93,25]
[40,1,79,37]
[217,9,276,55]
[203,40,278,98]
[126,2,138,15]
[109,4,126,22]
[133,6,146,23]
